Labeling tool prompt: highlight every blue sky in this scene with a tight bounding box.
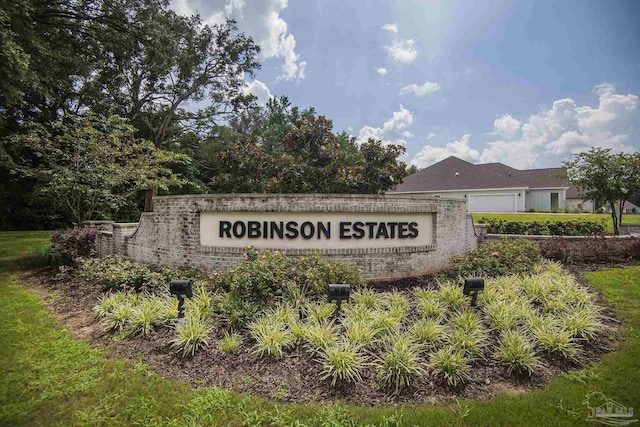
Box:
[171,0,640,169]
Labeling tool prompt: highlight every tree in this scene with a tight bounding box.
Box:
[1,1,261,214]
[5,114,189,224]
[193,97,410,194]
[565,147,640,235]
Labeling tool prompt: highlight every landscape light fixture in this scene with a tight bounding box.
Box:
[169,279,193,319]
[463,278,484,307]
[327,283,350,315]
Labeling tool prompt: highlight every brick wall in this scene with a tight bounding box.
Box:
[93,194,476,280]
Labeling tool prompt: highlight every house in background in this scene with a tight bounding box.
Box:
[389,156,570,213]
[566,184,595,213]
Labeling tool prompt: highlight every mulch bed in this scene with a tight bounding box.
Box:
[18,263,625,407]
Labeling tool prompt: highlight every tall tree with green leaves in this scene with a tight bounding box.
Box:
[565,147,640,235]
[6,114,190,225]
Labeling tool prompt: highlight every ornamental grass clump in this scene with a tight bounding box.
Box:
[320,340,367,386]
[377,334,426,394]
[97,291,141,332]
[495,330,539,376]
[93,292,122,319]
[303,321,339,355]
[409,319,446,348]
[305,302,335,324]
[249,318,293,359]
[451,308,484,334]
[437,281,467,312]
[429,347,471,386]
[344,319,378,349]
[127,298,163,337]
[218,330,242,354]
[170,314,211,357]
[561,308,603,340]
[532,324,579,358]
[483,300,523,331]
[372,311,403,337]
[448,327,487,359]
[351,288,384,309]
[384,291,408,316]
[414,289,446,319]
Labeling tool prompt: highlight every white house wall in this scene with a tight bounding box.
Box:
[566,198,594,213]
[526,189,567,212]
[402,189,527,212]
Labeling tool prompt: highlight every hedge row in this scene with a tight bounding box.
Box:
[476,217,606,236]
[539,236,640,264]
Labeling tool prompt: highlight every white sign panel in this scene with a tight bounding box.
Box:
[200,212,433,250]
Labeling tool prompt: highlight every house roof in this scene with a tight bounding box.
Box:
[477,163,568,189]
[392,156,569,193]
[566,184,583,198]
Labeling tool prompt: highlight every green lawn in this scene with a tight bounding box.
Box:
[473,213,640,234]
[1,231,640,426]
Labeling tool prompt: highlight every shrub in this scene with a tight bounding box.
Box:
[77,255,198,293]
[212,250,362,309]
[377,334,426,394]
[450,238,542,278]
[170,314,211,357]
[539,236,640,264]
[220,293,262,328]
[249,318,293,359]
[429,347,471,386]
[495,330,539,376]
[320,340,367,386]
[51,227,98,264]
[218,330,242,354]
[28,244,63,267]
[475,217,606,236]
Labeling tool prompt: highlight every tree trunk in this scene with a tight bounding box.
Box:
[144,187,155,212]
[610,201,619,235]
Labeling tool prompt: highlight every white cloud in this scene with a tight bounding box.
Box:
[411,134,480,168]
[410,83,639,169]
[381,23,418,64]
[425,133,436,140]
[491,114,521,140]
[382,23,398,33]
[375,67,388,76]
[484,84,638,167]
[243,79,272,105]
[357,105,414,147]
[399,81,440,97]
[386,39,418,64]
[170,0,305,81]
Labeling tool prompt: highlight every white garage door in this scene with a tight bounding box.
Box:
[468,194,516,212]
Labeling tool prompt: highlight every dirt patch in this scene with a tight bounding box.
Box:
[19,264,623,407]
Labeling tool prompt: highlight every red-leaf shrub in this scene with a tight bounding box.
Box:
[539,236,640,264]
[51,227,98,264]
